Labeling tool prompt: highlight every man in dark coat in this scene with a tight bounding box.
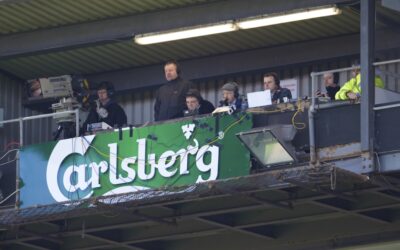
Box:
[183,89,215,117]
[82,82,127,133]
[154,60,193,121]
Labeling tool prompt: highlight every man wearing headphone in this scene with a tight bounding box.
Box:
[218,82,248,111]
[316,72,340,100]
[154,60,193,121]
[263,72,292,104]
[82,81,127,133]
[183,89,215,117]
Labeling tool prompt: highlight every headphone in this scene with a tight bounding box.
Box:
[97,81,115,98]
[233,83,239,98]
[222,82,239,98]
[333,72,339,85]
[264,72,280,87]
[165,59,181,75]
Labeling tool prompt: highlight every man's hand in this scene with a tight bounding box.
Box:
[316,90,328,98]
[346,92,358,100]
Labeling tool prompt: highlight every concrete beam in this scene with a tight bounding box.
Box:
[86,28,400,92]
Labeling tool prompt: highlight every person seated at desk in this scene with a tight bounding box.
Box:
[316,72,341,100]
[82,81,127,133]
[183,89,215,117]
[218,82,248,111]
[263,72,292,104]
[335,66,384,101]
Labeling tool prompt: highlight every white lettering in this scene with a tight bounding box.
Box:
[63,164,91,192]
[47,135,95,203]
[196,145,220,183]
[89,161,108,188]
[108,143,136,184]
[137,138,156,180]
[121,157,136,183]
[157,150,178,177]
[48,134,222,204]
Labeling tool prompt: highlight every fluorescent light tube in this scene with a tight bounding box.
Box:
[237,6,341,29]
[135,22,237,45]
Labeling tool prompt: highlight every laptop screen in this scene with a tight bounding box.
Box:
[247,90,272,108]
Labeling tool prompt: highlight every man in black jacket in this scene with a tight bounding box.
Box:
[154,60,193,121]
[263,72,292,104]
[82,82,127,133]
[183,89,215,117]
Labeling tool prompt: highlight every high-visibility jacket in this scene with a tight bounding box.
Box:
[335,73,384,100]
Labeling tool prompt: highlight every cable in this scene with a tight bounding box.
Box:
[248,105,292,114]
[0,158,17,167]
[0,190,18,205]
[78,113,248,189]
[291,100,307,130]
[0,149,18,162]
[375,152,382,173]
[374,152,392,188]
[3,141,20,151]
[162,113,248,187]
[81,117,215,164]
[248,100,307,130]
[80,137,121,194]
[206,114,247,145]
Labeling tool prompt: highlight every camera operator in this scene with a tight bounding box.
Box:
[82,81,127,134]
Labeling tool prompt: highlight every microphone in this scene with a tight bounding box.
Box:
[219,99,228,106]
[95,99,108,118]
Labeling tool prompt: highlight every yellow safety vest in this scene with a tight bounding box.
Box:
[335,73,384,100]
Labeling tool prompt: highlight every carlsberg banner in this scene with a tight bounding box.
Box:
[20,114,252,208]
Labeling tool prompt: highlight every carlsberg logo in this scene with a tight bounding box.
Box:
[46,124,220,203]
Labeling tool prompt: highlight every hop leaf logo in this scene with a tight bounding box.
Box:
[181,124,196,140]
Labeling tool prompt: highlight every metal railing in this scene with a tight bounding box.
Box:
[308,58,400,165]
[0,109,80,147]
[0,109,79,209]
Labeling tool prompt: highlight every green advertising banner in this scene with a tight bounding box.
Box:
[20,113,252,208]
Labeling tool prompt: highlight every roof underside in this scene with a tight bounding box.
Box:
[0,0,398,81]
[0,9,360,79]
[0,0,217,35]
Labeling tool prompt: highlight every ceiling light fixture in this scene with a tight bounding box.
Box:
[134,6,340,45]
[236,6,341,29]
[134,21,237,45]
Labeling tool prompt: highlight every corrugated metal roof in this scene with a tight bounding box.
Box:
[0,8,361,79]
[0,0,217,35]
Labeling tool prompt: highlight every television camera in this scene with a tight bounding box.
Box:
[26,75,93,140]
